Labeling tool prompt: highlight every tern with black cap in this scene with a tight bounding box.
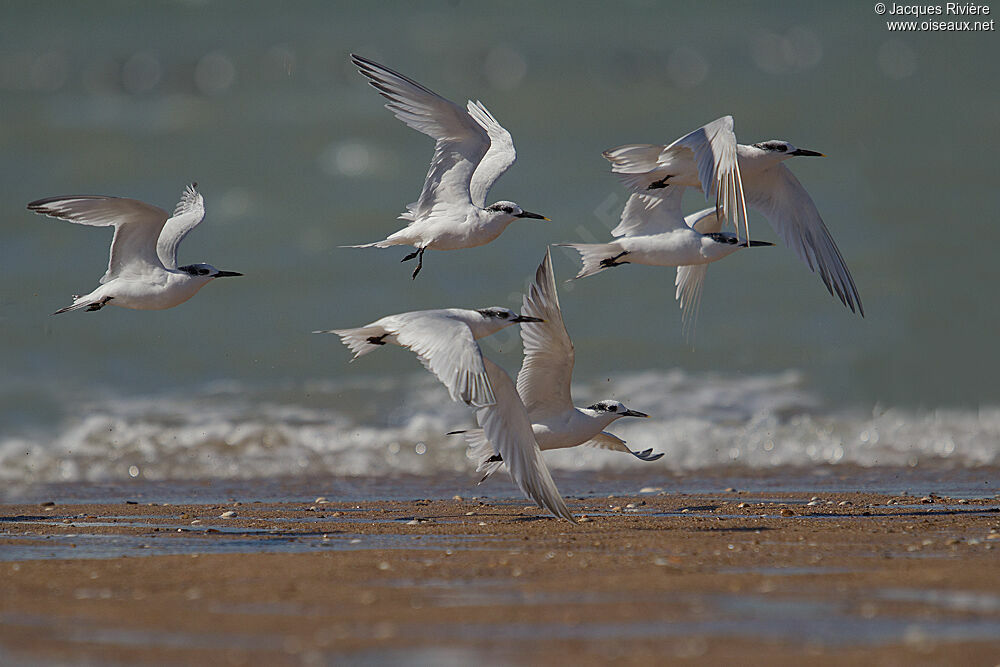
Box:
[27,183,241,314]
[342,54,548,279]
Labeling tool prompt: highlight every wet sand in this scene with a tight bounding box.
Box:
[2,483,1000,665]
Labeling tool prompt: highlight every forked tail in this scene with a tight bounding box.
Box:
[556,242,625,279]
[53,295,110,315]
[602,144,667,193]
[451,428,504,482]
[314,325,388,360]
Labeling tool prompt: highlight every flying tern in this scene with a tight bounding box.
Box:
[316,306,577,521]
[602,116,863,315]
[27,183,242,314]
[342,54,548,278]
[559,191,772,337]
[451,248,660,483]
[559,188,772,279]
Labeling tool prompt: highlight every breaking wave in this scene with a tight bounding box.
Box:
[1,370,997,484]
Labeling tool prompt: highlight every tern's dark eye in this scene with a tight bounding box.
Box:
[199,268,210,275]
[503,207,513,214]
[497,311,509,319]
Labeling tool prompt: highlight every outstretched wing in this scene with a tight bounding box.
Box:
[610,188,686,238]
[390,312,496,408]
[466,100,516,208]
[351,54,490,220]
[515,248,576,417]
[477,357,575,522]
[741,164,863,315]
[156,183,206,270]
[27,195,168,282]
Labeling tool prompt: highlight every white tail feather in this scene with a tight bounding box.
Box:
[602,144,667,193]
[338,240,395,249]
[458,428,504,481]
[556,242,623,279]
[316,326,388,360]
[53,297,98,315]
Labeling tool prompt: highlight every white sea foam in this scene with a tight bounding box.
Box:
[1,371,997,484]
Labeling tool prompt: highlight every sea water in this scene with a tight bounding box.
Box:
[0,2,996,487]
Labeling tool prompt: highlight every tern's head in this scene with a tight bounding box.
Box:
[751,140,825,162]
[179,263,243,280]
[485,200,549,223]
[468,307,543,337]
[583,400,650,422]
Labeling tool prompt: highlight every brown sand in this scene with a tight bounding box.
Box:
[2,490,999,665]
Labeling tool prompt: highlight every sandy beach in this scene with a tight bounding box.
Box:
[2,472,999,665]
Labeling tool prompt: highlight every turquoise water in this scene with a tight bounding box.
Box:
[0,2,997,481]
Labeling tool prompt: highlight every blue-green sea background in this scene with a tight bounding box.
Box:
[1,1,997,486]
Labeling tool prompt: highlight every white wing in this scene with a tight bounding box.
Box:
[156,183,206,270]
[27,195,168,282]
[582,432,664,461]
[389,312,496,408]
[466,100,516,208]
[351,54,490,220]
[611,188,686,238]
[741,164,863,315]
[477,357,575,522]
[670,116,741,220]
[516,248,574,417]
[605,116,748,242]
[674,207,723,337]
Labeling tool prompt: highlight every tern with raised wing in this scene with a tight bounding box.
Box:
[601,116,863,315]
[27,183,241,314]
[342,54,548,278]
[316,306,576,521]
[451,249,660,486]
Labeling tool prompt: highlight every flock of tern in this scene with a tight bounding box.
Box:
[28,55,862,522]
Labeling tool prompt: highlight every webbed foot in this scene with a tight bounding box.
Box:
[600,251,630,268]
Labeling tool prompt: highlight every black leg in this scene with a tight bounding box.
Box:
[647,174,672,190]
[600,251,630,268]
[401,250,419,262]
[410,247,425,279]
[85,296,113,312]
[366,334,388,346]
